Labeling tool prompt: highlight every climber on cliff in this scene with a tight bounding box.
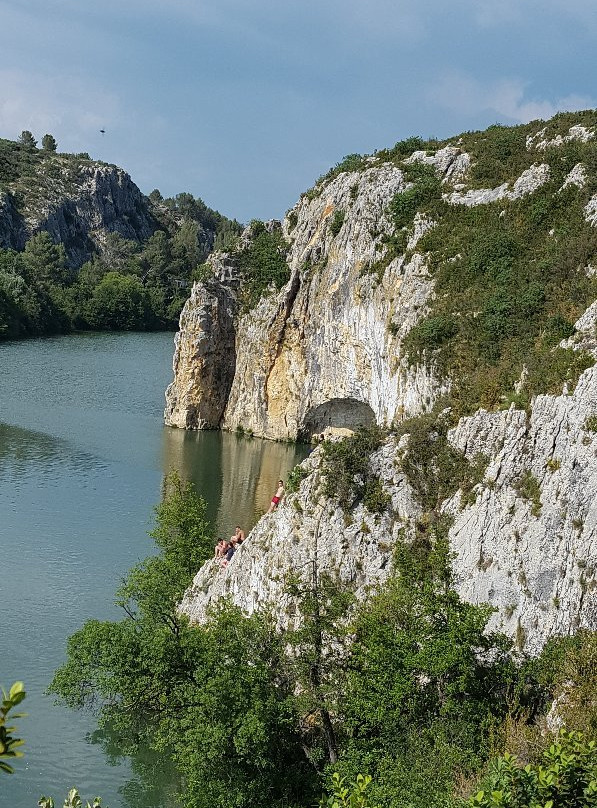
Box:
[267,480,285,513]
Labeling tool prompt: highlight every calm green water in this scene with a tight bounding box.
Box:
[0,332,307,808]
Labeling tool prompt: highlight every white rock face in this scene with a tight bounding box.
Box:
[405,146,471,183]
[179,437,420,628]
[180,353,597,653]
[585,194,597,227]
[170,128,597,653]
[445,164,551,207]
[527,125,595,151]
[166,161,452,439]
[560,163,587,192]
[446,368,597,654]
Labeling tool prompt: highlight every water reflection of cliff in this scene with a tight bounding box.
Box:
[161,427,309,537]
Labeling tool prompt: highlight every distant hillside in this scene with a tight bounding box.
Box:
[0,134,242,337]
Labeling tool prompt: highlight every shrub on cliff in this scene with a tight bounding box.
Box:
[235,221,290,311]
[466,731,596,808]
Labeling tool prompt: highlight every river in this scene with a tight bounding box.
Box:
[0,332,307,808]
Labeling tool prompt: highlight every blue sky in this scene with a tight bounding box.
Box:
[0,0,595,222]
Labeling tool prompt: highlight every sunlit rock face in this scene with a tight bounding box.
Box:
[180,351,597,655]
[165,162,451,439]
[173,117,597,654]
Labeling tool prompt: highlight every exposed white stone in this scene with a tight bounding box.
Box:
[527,125,595,151]
[559,163,587,192]
[445,164,551,207]
[180,352,597,654]
[446,361,597,655]
[404,146,471,183]
[585,194,597,227]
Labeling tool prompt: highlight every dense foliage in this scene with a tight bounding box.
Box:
[48,471,596,808]
[389,113,597,417]
[320,425,389,513]
[467,731,596,808]
[233,220,290,311]
[0,138,242,339]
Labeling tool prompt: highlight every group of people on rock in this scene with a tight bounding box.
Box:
[213,479,285,568]
[214,525,246,567]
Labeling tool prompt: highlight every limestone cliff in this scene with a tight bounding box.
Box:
[165,160,450,437]
[165,114,597,440]
[180,308,597,653]
[0,146,157,267]
[173,112,597,652]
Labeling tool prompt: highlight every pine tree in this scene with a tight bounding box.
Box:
[17,130,37,149]
[41,134,57,152]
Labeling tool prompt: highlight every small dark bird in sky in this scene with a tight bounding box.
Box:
[100,129,105,135]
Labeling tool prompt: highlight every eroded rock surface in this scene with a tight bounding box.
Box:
[180,357,597,654]
[0,160,157,267]
[165,162,450,439]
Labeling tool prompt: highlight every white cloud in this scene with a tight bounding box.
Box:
[427,71,595,124]
[0,69,120,146]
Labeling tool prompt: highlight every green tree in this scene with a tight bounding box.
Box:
[49,476,316,808]
[23,232,68,286]
[0,681,26,774]
[170,219,200,271]
[41,134,57,152]
[285,564,354,768]
[334,526,515,808]
[17,130,37,149]
[138,230,172,281]
[85,272,153,330]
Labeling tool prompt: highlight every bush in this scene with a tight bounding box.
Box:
[396,413,487,511]
[403,315,459,361]
[330,209,346,237]
[390,162,441,228]
[235,224,290,311]
[467,731,597,808]
[514,470,542,517]
[286,463,309,494]
[320,426,388,512]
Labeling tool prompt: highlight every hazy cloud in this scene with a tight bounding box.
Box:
[0,69,120,145]
[428,71,595,125]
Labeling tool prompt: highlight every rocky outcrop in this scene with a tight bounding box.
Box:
[446,364,597,654]
[0,157,157,267]
[527,124,595,151]
[166,161,450,439]
[180,338,597,654]
[445,163,551,207]
[165,273,237,429]
[173,114,597,654]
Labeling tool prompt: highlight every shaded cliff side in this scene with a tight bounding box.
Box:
[0,140,157,267]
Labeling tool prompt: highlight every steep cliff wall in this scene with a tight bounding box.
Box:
[0,148,157,267]
[165,114,597,441]
[173,112,597,653]
[166,157,456,436]
[180,307,597,653]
